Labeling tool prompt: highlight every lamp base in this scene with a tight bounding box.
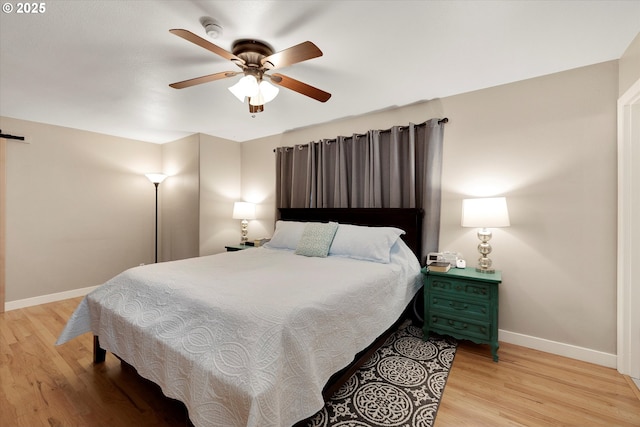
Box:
[476,227,495,273]
[240,219,249,243]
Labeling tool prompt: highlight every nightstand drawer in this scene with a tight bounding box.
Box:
[429,277,491,300]
[428,312,492,341]
[429,294,490,320]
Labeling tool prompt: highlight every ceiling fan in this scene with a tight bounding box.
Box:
[168,29,331,113]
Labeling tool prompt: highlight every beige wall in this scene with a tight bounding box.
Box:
[1,116,162,302]
[439,61,618,354]
[158,132,243,258]
[620,32,640,95]
[237,136,279,241]
[199,133,242,256]
[161,134,200,261]
[241,61,619,354]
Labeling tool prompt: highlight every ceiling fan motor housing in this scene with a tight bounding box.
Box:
[232,39,275,70]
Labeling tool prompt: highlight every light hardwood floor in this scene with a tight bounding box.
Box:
[1,298,639,427]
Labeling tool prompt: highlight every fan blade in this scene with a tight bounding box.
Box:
[170,29,244,65]
[261,41,322,70]
[269,73,331,102]
[169,71,239,89]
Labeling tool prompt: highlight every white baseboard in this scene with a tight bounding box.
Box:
[4,285,98,311]
[499,329,617,368]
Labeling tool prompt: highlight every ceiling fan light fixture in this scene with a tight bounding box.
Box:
[259,80,279,103]
[249,91,264,106]
[228,75,259,102]
[249,81,278,106]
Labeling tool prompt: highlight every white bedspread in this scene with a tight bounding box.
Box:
[57,245,421,427]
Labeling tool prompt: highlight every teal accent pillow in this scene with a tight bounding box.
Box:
[294,222,339,257]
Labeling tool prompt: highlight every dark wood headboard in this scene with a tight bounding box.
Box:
[278,208,424,259]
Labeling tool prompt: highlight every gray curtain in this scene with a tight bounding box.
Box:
[275,118,445,259]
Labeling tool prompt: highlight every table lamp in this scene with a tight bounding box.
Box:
[232,202,256,244]
[461,197,510,273]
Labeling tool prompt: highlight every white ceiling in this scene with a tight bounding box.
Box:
[1,1,639,143]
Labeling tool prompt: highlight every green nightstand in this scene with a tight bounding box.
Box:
[422,267,501,361]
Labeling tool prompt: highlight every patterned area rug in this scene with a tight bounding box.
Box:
[301,321,457,427]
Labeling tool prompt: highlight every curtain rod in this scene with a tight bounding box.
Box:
[0,130,25,141]
[273,118,448,152]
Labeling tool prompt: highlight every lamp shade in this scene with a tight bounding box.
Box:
[229,76,279,106]
[228,75,259,102]
[259,80,279,103]
[145,173,167,184]
[461,197,510,228]
[232,202,256,220]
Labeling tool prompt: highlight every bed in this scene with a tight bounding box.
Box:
[56,208,424,427]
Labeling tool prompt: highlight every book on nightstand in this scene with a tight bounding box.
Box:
[428,262,451,273]
[254,238,270,247]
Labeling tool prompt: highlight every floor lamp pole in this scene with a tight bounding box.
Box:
[154,182,159,263]
[145,173,167,264]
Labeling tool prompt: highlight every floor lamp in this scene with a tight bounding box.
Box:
[145,173,167,263]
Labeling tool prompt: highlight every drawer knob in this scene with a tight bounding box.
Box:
[448,320,468,330]
[449,301,469,310]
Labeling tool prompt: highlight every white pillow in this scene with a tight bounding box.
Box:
[295,222,339,257]
[329,223,405,263]
[263,220,307,250]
